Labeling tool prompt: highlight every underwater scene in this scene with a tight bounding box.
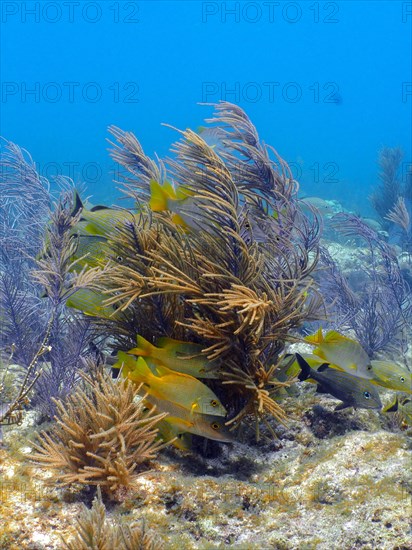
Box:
[0,1,411,549]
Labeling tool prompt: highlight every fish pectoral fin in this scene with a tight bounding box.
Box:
[190,401,200,416]
[171,213,188,227]
[317,363,331,373]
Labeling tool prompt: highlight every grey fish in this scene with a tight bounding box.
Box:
[300,197,336,217]
[296,354,382,410]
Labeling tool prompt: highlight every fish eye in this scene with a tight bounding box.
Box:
[400,376,405,383]
[210,400,218,408]
[363,391,371,399]
[211,422,220,430]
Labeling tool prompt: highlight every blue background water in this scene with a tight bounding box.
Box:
[1,1,411,213]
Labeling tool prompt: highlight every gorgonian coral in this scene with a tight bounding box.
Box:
[81,102,325,434]
[32,370,167,497]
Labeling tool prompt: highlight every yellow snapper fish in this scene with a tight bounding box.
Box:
[305,329,374,380]
[369,360,412,394]
[149,179,204,230]
[66,288,121,320]
[71,234,109,269]
[117,353,226,416]
[144,394,233,443]
[128,334,219,379]
[383,394,412,426]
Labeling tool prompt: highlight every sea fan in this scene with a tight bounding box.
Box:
[0,141,103,421]
[320,214,412,355]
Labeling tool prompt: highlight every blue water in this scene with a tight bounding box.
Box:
[1,1,411,213]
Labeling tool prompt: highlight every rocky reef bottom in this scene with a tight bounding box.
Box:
[0,392,411,550]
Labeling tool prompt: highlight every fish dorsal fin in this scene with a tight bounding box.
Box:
[72,190,84,217]
[153,363,173,377]
[156,336,190,349]
[317,363,331,373]
[323,330,350,344]
[90,205,110,212]
[305,327,324,345]
[154,362,195,381]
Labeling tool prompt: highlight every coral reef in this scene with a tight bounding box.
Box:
[0,104,411,550]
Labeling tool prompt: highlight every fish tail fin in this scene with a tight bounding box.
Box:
[163,180,177,198]
[113,351,136,376]
[383,396,399,413]
[149,180,169,212]
[296,353,312,381]
[305,327,324,345]
[128,334,154,358]
[130,356,153,384]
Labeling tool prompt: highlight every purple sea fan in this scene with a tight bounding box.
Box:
[0,139,50,256]
[0,141,102,421]
[0,139,51,365]
[321,214,412,356]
